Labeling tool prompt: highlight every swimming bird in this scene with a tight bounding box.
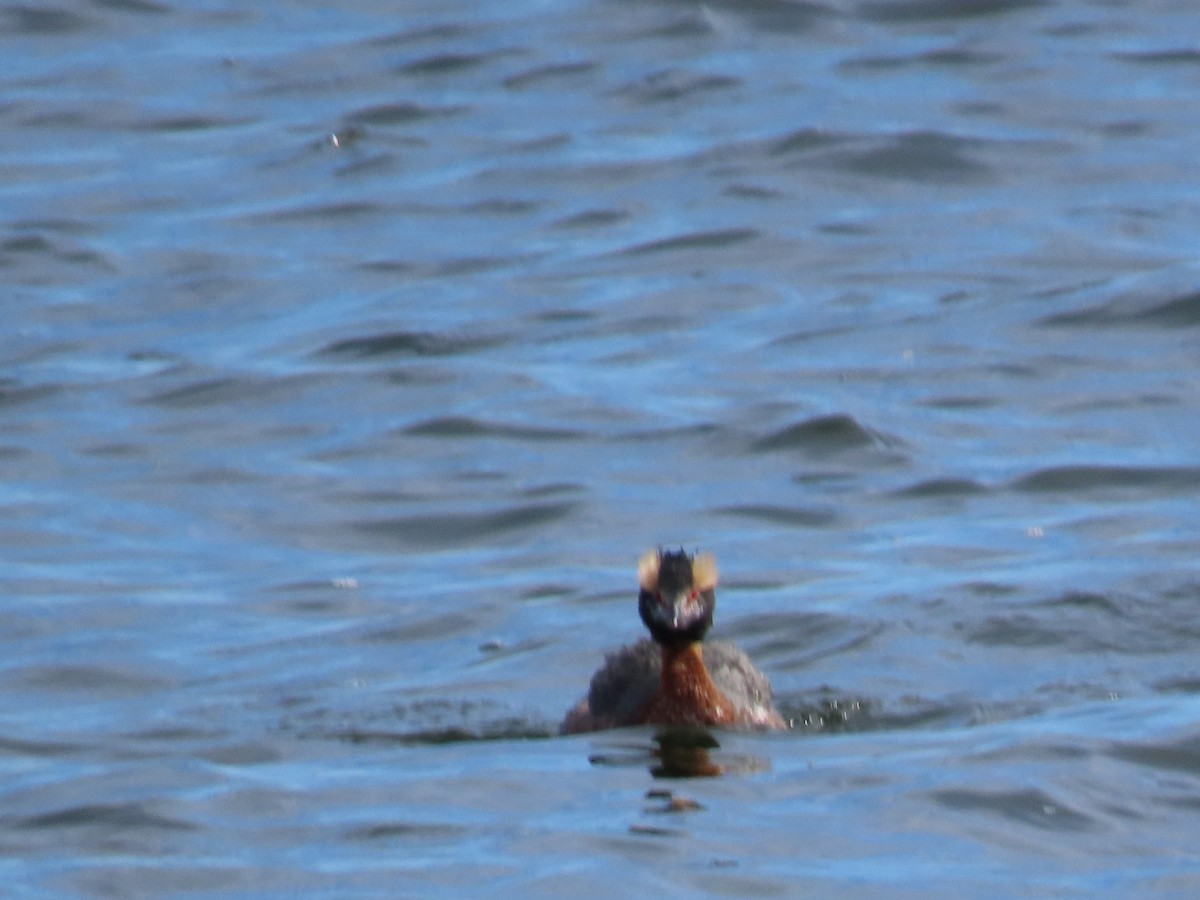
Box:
[562,549,788,733]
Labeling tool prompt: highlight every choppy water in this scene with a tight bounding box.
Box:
[4,0,1200,895]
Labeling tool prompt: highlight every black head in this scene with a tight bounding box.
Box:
[636,548,718,646]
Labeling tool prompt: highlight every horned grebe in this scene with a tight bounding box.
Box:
[562,549,787,734]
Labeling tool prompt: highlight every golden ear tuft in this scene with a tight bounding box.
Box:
[691,552,718,591]
[637,549,661,592]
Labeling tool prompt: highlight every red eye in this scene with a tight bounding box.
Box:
[689,589,698,600]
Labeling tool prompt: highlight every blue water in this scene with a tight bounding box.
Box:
[4,0,1200,895]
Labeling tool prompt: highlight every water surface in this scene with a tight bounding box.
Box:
[3,0,1200,895]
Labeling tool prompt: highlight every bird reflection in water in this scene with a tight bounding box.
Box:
[587,726,770,779]
[653,727,725,778]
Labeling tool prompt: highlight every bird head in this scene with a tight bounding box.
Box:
[636,548,718,646]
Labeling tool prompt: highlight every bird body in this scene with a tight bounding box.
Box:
[562,549,787,734]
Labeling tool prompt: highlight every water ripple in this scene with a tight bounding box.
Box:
[355,501,578,547]
[317,329,506,359]
[834,131,993,183]
[617,227,759,257]
[1011,465,1200,494]
[401,415,585,441]
[750,414,896,455]
[15,803,196,833]
[928,787,1094,832]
